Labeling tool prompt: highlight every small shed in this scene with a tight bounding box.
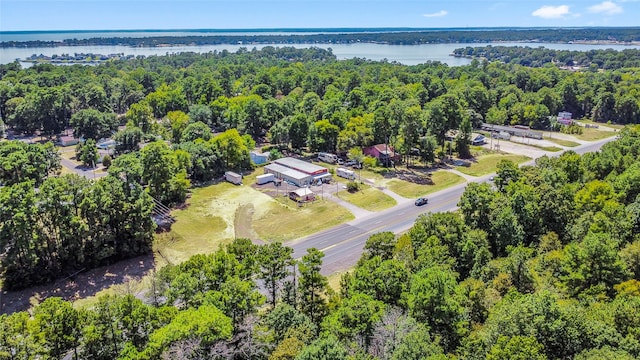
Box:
[59,135,80,147]
[289,188,316,202]
[250,151,270,165]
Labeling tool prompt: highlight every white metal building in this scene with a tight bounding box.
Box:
[264,163,313,187]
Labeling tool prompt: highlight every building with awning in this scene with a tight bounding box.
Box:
[289,187,316,202]
[267,157,332,186]
[264,163,313,187]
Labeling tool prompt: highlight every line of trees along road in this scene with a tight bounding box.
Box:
[3,127,640,359]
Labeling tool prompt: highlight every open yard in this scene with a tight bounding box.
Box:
[456,153,531,177]
[573,127,618,141]
[387,170,465,198]
[159,177,355,263]
[546,137,581,147]
[577,119,625,130]
[253,196,354,242]
[528,144,562,152]
[336,184,397,211]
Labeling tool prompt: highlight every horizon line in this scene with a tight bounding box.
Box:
[3,26,640,34]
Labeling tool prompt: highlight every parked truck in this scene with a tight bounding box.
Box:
[336,167,356,180]
[225,171,242,185]
[256,173,275,185]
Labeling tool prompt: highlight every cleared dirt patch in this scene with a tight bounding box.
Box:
[235,203,260,240]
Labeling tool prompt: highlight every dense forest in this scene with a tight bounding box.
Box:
[2,126,640,359]
[452,46,640,69]
[2,27,640,48]
[2,45,640,358]
[2,46,640,288]
[0,141,157,290]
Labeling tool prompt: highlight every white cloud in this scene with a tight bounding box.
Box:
[423,10,448,18]
[532,5,571,18]
[588,1,623,14]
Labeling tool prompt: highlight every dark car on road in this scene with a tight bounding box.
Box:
[414,197,428,206]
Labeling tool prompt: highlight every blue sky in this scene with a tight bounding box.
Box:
[1,0,639,31]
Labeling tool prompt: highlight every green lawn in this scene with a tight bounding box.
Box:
[546,137,581,147]
[387,170,465,198]
[253,196,354,242]
[529,144,563,152]
[456,154,531,177]
[577,119,625,130]
[336,184,397,211]
[159,183,241,264]
[573,127,618,141]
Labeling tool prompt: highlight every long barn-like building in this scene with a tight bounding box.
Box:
[264,157,331,187]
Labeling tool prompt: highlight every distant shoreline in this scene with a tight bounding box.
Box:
[3,28,639,48]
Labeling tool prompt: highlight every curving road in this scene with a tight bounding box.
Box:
[289,136,617,275]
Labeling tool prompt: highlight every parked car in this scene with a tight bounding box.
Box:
[344,160,357,167]
[414,197,428,206]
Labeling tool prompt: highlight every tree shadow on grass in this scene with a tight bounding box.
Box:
[1,253,155,315]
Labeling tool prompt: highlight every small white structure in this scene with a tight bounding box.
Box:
[336,167,356,180]
[256,173,275,185]
[225,171,242,185]
[289,188,316,202]
[318,152,338,163]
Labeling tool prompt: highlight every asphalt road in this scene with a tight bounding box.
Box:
[60,157,106,179]
[289,136,617,275]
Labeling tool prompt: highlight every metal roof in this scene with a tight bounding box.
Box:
[264,163,312,181]
[274,157,328,175]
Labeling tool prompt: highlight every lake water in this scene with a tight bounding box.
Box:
[2,39,639,67]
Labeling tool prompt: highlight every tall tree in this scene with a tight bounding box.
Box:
[70,109,118,140]
[257,242,294,308]
[298,248,329,324]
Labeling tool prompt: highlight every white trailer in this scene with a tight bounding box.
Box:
[256,173,275,185]
[225,171,242,185]
[318,152,338,163]
[336,167,356,180]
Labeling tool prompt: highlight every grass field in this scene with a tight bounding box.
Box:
[546,137,581,147]
[529,144,563,152]
[577,119,625,130]
[253,196,354,242]
[336,184,397,211]
[387,170,465,198]
[159,183,245,264]
[573,127,618,141]
[456,154,531,177]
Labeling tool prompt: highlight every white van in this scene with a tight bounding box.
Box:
[318,152,338,163]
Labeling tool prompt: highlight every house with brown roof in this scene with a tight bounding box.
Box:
[363,144,401,166]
